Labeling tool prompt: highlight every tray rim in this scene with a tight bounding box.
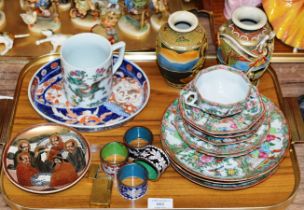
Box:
[0,54,301,210]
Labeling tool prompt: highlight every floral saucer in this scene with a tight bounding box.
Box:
[184,113,266,146]
[175,107,269,157]
[179,85,265,136]
[2,123,90,194]
[161,97,289,182]
[171,161,276,190]
[28,57,150,132]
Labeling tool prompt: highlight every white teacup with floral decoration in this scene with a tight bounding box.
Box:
[183,65,251,117]
[60,33,125,108]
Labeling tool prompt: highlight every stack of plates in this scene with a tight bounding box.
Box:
[160,67,290,190]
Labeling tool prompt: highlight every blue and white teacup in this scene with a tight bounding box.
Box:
[117,163,148,200]
[61,33,125,108]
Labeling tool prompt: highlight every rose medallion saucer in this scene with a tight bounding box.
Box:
[2,123,90,194]
[179,85,265,136]
[28,57,150,132]
[183,115,265,146]
[175,107,269,157]
[161,97,289,182]
[171,161,276,190]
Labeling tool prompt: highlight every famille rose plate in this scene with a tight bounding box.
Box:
[175,107,269,157]
[179,85,265,136]
[183,114,266,146]
[161,97,289,182]
[28,57,150,132]
[170,160,277,190]
[2,123,91,194]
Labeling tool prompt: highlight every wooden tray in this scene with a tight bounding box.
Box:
[0,54,300,209]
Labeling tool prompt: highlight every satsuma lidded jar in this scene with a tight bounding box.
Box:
[217,6,275,84]
[156,10,207,88]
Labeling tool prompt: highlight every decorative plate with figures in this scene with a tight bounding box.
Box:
[28,56,150,132]
[2,123,91,194]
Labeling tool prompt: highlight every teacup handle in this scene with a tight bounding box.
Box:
[184,91,199,108]
[112,41,126,73]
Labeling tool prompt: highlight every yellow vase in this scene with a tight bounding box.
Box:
[156,11,208,88]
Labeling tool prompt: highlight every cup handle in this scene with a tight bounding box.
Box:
[112,41,126,74]
[184,91,199,108]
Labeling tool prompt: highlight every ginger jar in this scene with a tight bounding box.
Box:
[156,10,207,88]
[217,6,275,83]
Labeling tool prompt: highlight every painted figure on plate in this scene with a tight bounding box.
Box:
[48,134,65,161]
[16,152,39,186]
[50,154,78,187]
[13,139,35,169]
[64,139,86,172]
[34,146,54,173]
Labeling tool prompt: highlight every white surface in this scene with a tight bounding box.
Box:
[232,6,267,31]
[194,69,250,104]
[148,198,173,209]
[0,96,13,100]
[168,11,198,33]
[61,33,112,69]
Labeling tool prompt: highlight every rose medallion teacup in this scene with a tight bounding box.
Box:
[183,65,252,117]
